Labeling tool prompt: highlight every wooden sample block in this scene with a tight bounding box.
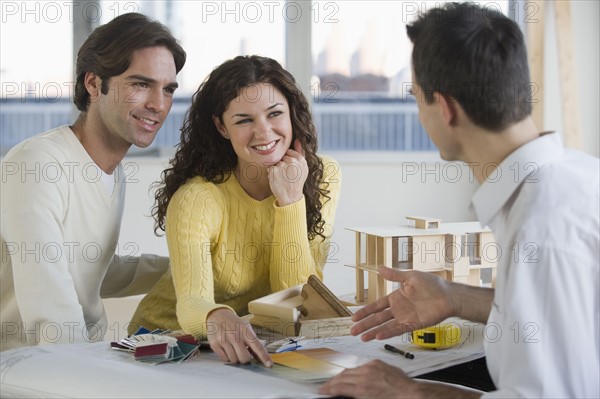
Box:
[247,285,303,323]
[299,275,353,320]
[249,275,353,336]
[299,317,354,339]
[250,314,298,337]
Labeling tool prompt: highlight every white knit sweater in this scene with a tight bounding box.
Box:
[1,125,168,351]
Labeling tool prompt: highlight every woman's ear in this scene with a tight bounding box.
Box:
[212,115,229,139]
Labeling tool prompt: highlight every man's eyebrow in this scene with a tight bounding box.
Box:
[125,74,155,83]
[125,74,178,88]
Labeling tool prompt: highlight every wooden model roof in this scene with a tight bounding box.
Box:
[346,222,491,238]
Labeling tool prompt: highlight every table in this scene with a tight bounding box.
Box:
[0,319,485,398]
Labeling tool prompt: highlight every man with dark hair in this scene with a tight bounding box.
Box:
[1,13,186,351]
[321,3,598,398]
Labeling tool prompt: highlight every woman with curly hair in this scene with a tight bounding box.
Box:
[129,55,341,367]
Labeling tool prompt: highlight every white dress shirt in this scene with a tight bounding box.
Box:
[471,133,599,398]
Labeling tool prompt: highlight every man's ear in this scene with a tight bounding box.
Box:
[212,115,229,139]
[433,92,458,127]
[84,72,102,100]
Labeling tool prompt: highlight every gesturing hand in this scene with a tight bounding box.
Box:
[351,267,457,341]
[206,308,273,367]
[268,139,308,207]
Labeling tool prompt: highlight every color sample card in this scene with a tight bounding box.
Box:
[271,351,345,377]
[296,347,368,369]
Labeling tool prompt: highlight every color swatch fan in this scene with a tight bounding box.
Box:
[111,327,199,364]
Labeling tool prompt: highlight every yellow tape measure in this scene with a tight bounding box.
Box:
[411,323,461,349]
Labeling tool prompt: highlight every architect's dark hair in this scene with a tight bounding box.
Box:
[406,2,532,131]
[74,12,186,112]
[153,55,329,240]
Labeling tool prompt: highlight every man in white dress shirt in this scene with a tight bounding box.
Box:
[1,13,186,351]
[320,3,599,398]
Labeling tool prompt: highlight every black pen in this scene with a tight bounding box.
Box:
[384,344,415,359]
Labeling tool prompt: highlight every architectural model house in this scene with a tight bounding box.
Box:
[347,216,497,304]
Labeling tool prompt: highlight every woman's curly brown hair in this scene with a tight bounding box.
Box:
[152,55,329,240]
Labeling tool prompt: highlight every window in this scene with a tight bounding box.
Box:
[311,0,509,152]
[0,0,510,154]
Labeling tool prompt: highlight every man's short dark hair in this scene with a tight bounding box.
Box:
[407,2,532,131]
[74,12,186,112]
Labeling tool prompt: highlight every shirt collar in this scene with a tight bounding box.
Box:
[470,132,565,227]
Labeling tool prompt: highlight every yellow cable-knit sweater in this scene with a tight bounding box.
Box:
[129,155,341,338]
